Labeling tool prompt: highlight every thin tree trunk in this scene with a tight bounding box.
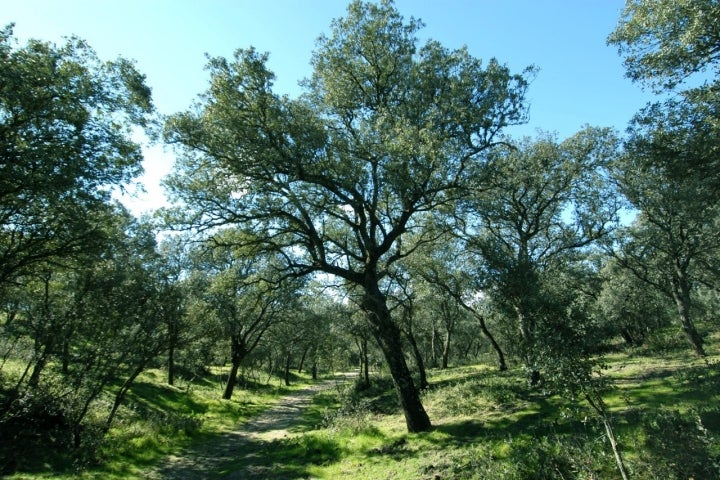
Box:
[105,364,145,431]
[476,314,507,371]
[462,336,475,360]
[223,336,246,400]
[284,352,292,386]
[405,328,429,390]
[297,346,308,373]
[29,275,54,388]
[430,325,440,368]
[61,334,71,375]
[362,337,370,387]
[585,393,630,480]
[167,317,178,385]
[450,291,507,371]
[671,267,705,356]
[27,348,50,388]
[167,341,176,386]
[441,330,451,369]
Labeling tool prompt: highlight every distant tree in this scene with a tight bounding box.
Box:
[424,289,462,370]
[0,207,172,450]
[163,0,531,432]
[611,97,720,356]
[0,25,153,289]
[595,259,674,347]
[608,0,720,356]
[330,298,374,387]
[291,287,345,380]
[463,128,620,378]
[410,236,507,371]
[188,231,303,399]
[156,235,193,386]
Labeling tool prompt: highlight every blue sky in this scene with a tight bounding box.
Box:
[2,0,655,214]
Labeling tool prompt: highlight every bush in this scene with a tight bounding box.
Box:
[0,384,79,473]
[321,379,389,435]
[632,408,720,479]
[420,432,614,480]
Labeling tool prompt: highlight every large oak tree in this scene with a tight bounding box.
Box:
[164,0,530,432]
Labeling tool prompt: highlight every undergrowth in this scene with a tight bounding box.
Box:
[3,351,720,479]
[0,368,307,479]
[306,352,720,479]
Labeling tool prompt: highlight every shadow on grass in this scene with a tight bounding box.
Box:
[128,381,209,417]
[151,424,346,479]
[431,394,580,446]
[289,390,339,433]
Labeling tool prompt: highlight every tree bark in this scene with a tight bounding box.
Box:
[223,335,246,400]
[430,325,440,368]
[27,348,50,388]
[452,294,507,371]
[585,393,630,480]
[105,364,145,431]
[363,285,432,433]
[311,357,318,380]
[223,360,241,400]
[167,317,179,386]
[671,266,705,356]
[297,346,308,373]
[362,337,370,387]
[405,327,429,390]
[284,352,292,386]
[441,330,451,369]
[476,314,507,371]
[167,341,176,386]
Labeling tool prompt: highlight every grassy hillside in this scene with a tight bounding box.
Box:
[273,348,720,479]
[0,367,303,479]
[298,352,720,479]
[3,344,720,479]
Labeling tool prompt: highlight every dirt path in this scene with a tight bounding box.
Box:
[145,373,353,479]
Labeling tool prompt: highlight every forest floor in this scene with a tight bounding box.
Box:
[145,373,355,480]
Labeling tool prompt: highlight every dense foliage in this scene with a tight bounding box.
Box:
[1,0,719,476]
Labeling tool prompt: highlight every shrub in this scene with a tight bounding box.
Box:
[632,408,720,479]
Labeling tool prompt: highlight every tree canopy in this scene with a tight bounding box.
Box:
[164,0,532,432]
[0,24,154,288]
[608,0,720,91]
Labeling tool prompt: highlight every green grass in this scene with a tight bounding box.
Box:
[4,346,720,479]
[1,367,312,479]
[297,351,720,479]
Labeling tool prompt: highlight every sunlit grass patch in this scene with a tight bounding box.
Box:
[292,389,342,433]
[299,353,720,479]
[6,350,720,479]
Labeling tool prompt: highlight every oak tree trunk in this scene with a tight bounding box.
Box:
[476,314,507,371]
[363,285,431,433]
[671,267,705,356]
[405,327,429,390]
[223,335,247,400]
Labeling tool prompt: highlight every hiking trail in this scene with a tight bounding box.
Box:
[146,373,354,479]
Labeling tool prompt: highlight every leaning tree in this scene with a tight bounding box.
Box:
[163,0,530,432]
